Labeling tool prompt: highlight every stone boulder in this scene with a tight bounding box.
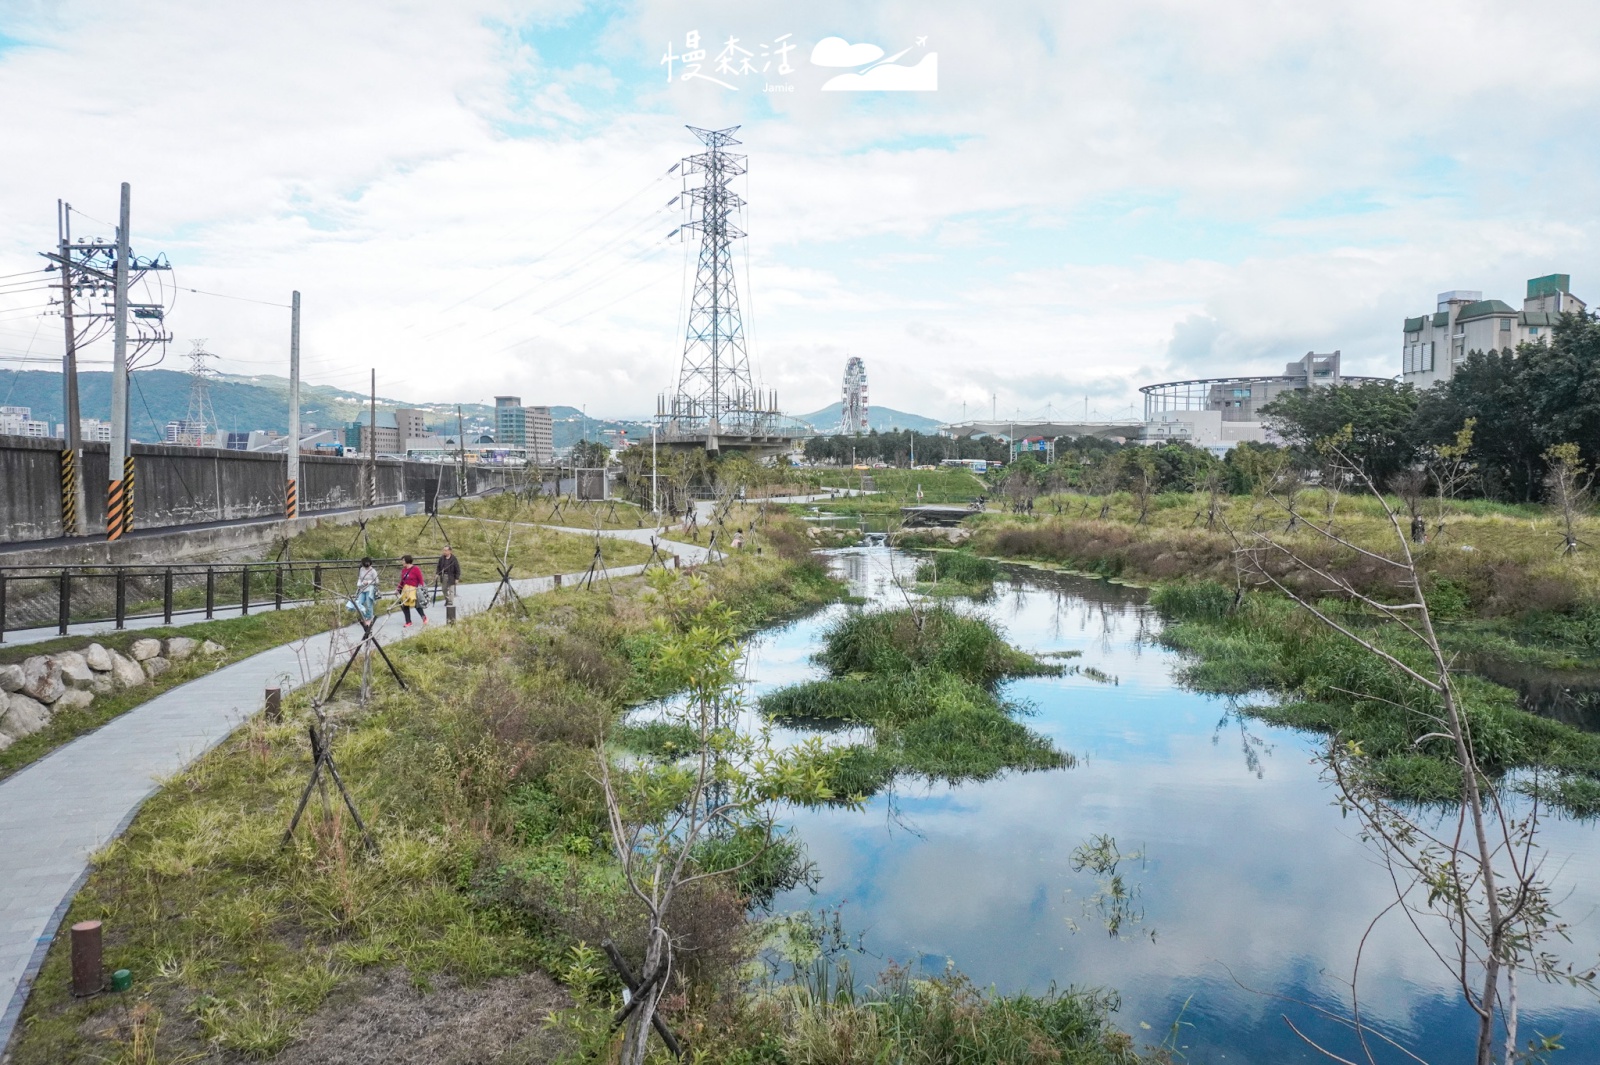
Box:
[84,644,114,672]
[0,693,50,740]
[0,731,11,752]
[143,656,171,680]
[129,638,162,662]
[108,651,147,690]
[164,637,198,661]
[88,674,116,695]
[0,664,24,693]
[201,640,225,656]
[21,657,65,705]
[55,651,96,690]
[54,689,93,713]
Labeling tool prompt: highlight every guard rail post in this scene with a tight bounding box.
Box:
[162,568,174,625]
[114,571,126,629]
[58,569,71,636]
[241,565,250,616]
[205,567,215,619]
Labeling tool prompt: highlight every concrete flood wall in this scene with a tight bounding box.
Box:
[0,434,516,545]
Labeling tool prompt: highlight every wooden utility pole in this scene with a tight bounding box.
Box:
[57,200,86,536]
[286,291,301,519]
[107,183,132,541]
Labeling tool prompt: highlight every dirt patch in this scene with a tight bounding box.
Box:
[268,969,574,1065]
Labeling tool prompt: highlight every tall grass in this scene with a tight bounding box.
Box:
[761,607,1070,796]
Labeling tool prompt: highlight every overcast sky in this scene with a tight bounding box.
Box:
[1,0,1597,422]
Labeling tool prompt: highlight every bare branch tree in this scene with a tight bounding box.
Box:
[1235,444,1595,1065]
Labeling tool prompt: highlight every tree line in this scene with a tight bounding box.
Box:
[1263,311,1600,501]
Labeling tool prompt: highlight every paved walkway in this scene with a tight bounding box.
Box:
[0,541,713,1051]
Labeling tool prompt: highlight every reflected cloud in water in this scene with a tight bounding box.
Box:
[751,550,1600,1063]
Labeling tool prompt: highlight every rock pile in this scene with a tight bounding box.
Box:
[0,637,225,750]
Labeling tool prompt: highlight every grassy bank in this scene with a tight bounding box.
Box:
[12,514,1148,1064]
[955,499,1600,813]
[759,606,1069,797]
[283,510,650,582]
[1146,581,1600,813]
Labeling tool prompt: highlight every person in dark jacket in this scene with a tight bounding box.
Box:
[436,546,461,607]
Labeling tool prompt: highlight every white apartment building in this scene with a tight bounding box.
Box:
[1402,274,1586,389]
[0,406,51,438]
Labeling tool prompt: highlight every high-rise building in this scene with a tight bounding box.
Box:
[524,405,553,464]
[1402,274,1587,389]
[495,396,526,446]
[347,411,400,454]
[395,408,427,441]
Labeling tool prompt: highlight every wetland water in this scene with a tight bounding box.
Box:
[729,550,1600,1063]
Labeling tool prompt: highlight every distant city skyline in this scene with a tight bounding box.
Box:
[1,2,1597,422]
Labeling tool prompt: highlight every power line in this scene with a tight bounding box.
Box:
[407,165,680,326]
[180,287,292,308]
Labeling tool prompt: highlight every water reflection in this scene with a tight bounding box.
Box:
[744,549,1600,1064]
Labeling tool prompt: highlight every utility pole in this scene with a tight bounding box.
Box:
[57,201,86,536]
[107,183,132,541]
[367,369,377,508]
[286,291,301,519]
[456,405,466,499]
[651,422,659,517]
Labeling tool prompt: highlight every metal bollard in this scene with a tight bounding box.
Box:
[70,920,102,996]
[553,573,562,588]
[264,687,282,723]
[446,603,457,624]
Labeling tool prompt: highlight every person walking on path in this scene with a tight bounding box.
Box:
[354,557,379,621]
[397,555,428,627]
[435,546,461,608]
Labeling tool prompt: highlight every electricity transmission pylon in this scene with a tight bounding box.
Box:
[182,339,219,447]
[658,125,777,444]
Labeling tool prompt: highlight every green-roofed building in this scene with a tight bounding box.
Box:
[1401,275,1587,389]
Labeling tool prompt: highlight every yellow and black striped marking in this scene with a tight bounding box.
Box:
[60,450,77,531]
[122,455,136,533]
[106,479,126,541]
[285,477,298,519]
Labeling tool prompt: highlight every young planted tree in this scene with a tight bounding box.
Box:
[1191,466,1226,532]
[1240,447,1595,1065]
[1543,442,1590,556]
[1426,418,1477,542]
[1124,449,1159,526]
[1390,468,1428,544]
[597,573,840,1064]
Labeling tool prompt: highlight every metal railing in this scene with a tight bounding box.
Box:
[0,556,438,640]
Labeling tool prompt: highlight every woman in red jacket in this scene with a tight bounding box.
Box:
[397,554,428,627]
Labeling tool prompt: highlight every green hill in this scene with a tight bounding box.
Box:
[792,402,943,434]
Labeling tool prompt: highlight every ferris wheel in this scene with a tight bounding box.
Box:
[841,356,869,434]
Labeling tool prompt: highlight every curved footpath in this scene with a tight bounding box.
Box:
[0,532,711,1052]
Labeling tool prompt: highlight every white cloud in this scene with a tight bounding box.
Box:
[0,0,1596,423]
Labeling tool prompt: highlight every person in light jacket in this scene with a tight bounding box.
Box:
[397,554,428,627]
[354,557,378,621]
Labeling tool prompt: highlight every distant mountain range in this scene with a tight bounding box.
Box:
[0,368,945,446]
[790,402,944,434]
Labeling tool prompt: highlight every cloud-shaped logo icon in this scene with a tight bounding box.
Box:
[810,37,885,68]
[810,36,937,92]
